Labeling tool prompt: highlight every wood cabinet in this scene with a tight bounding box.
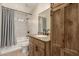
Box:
[51,3,79,56]
[64,4,79,56]
[51,3,65,56]
[29,36,50,56]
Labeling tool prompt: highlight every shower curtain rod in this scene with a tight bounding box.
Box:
[1,6,32,15]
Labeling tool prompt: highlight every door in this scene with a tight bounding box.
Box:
[51,6,64,55]
[64,3,79,55]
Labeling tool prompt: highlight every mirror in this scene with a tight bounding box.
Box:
[38,8,50,35]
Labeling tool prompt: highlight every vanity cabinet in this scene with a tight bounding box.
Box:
[51,3,79,56]
[29,36,50,56]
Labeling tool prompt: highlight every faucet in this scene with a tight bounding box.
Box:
[43,29,49,35]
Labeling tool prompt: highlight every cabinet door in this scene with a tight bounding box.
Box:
[38,48,45,56]
[34,45,45,56]
[51,7,64,55]
[64,4,79,55]
[33,45,39,56]
[52,45,62,56]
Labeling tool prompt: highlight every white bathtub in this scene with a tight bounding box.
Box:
[0,37,29,55]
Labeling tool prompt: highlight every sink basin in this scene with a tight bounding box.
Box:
[35,35,47,38]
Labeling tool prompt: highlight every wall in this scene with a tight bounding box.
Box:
[14,11,29,38]
[30,3,50,34]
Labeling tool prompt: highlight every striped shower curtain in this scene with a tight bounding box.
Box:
[0,6,16,48]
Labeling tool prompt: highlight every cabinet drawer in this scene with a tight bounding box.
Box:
[34,39,39,44]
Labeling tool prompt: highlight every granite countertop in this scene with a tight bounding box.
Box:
[29,34,50,42]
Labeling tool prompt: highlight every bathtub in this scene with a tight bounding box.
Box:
[0,37,29,56]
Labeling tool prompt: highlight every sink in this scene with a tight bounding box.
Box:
[34,35,49,41]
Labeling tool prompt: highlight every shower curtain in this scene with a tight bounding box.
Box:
[1,6,16,48]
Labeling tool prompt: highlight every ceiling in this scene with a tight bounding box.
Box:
[25,3,38,12]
